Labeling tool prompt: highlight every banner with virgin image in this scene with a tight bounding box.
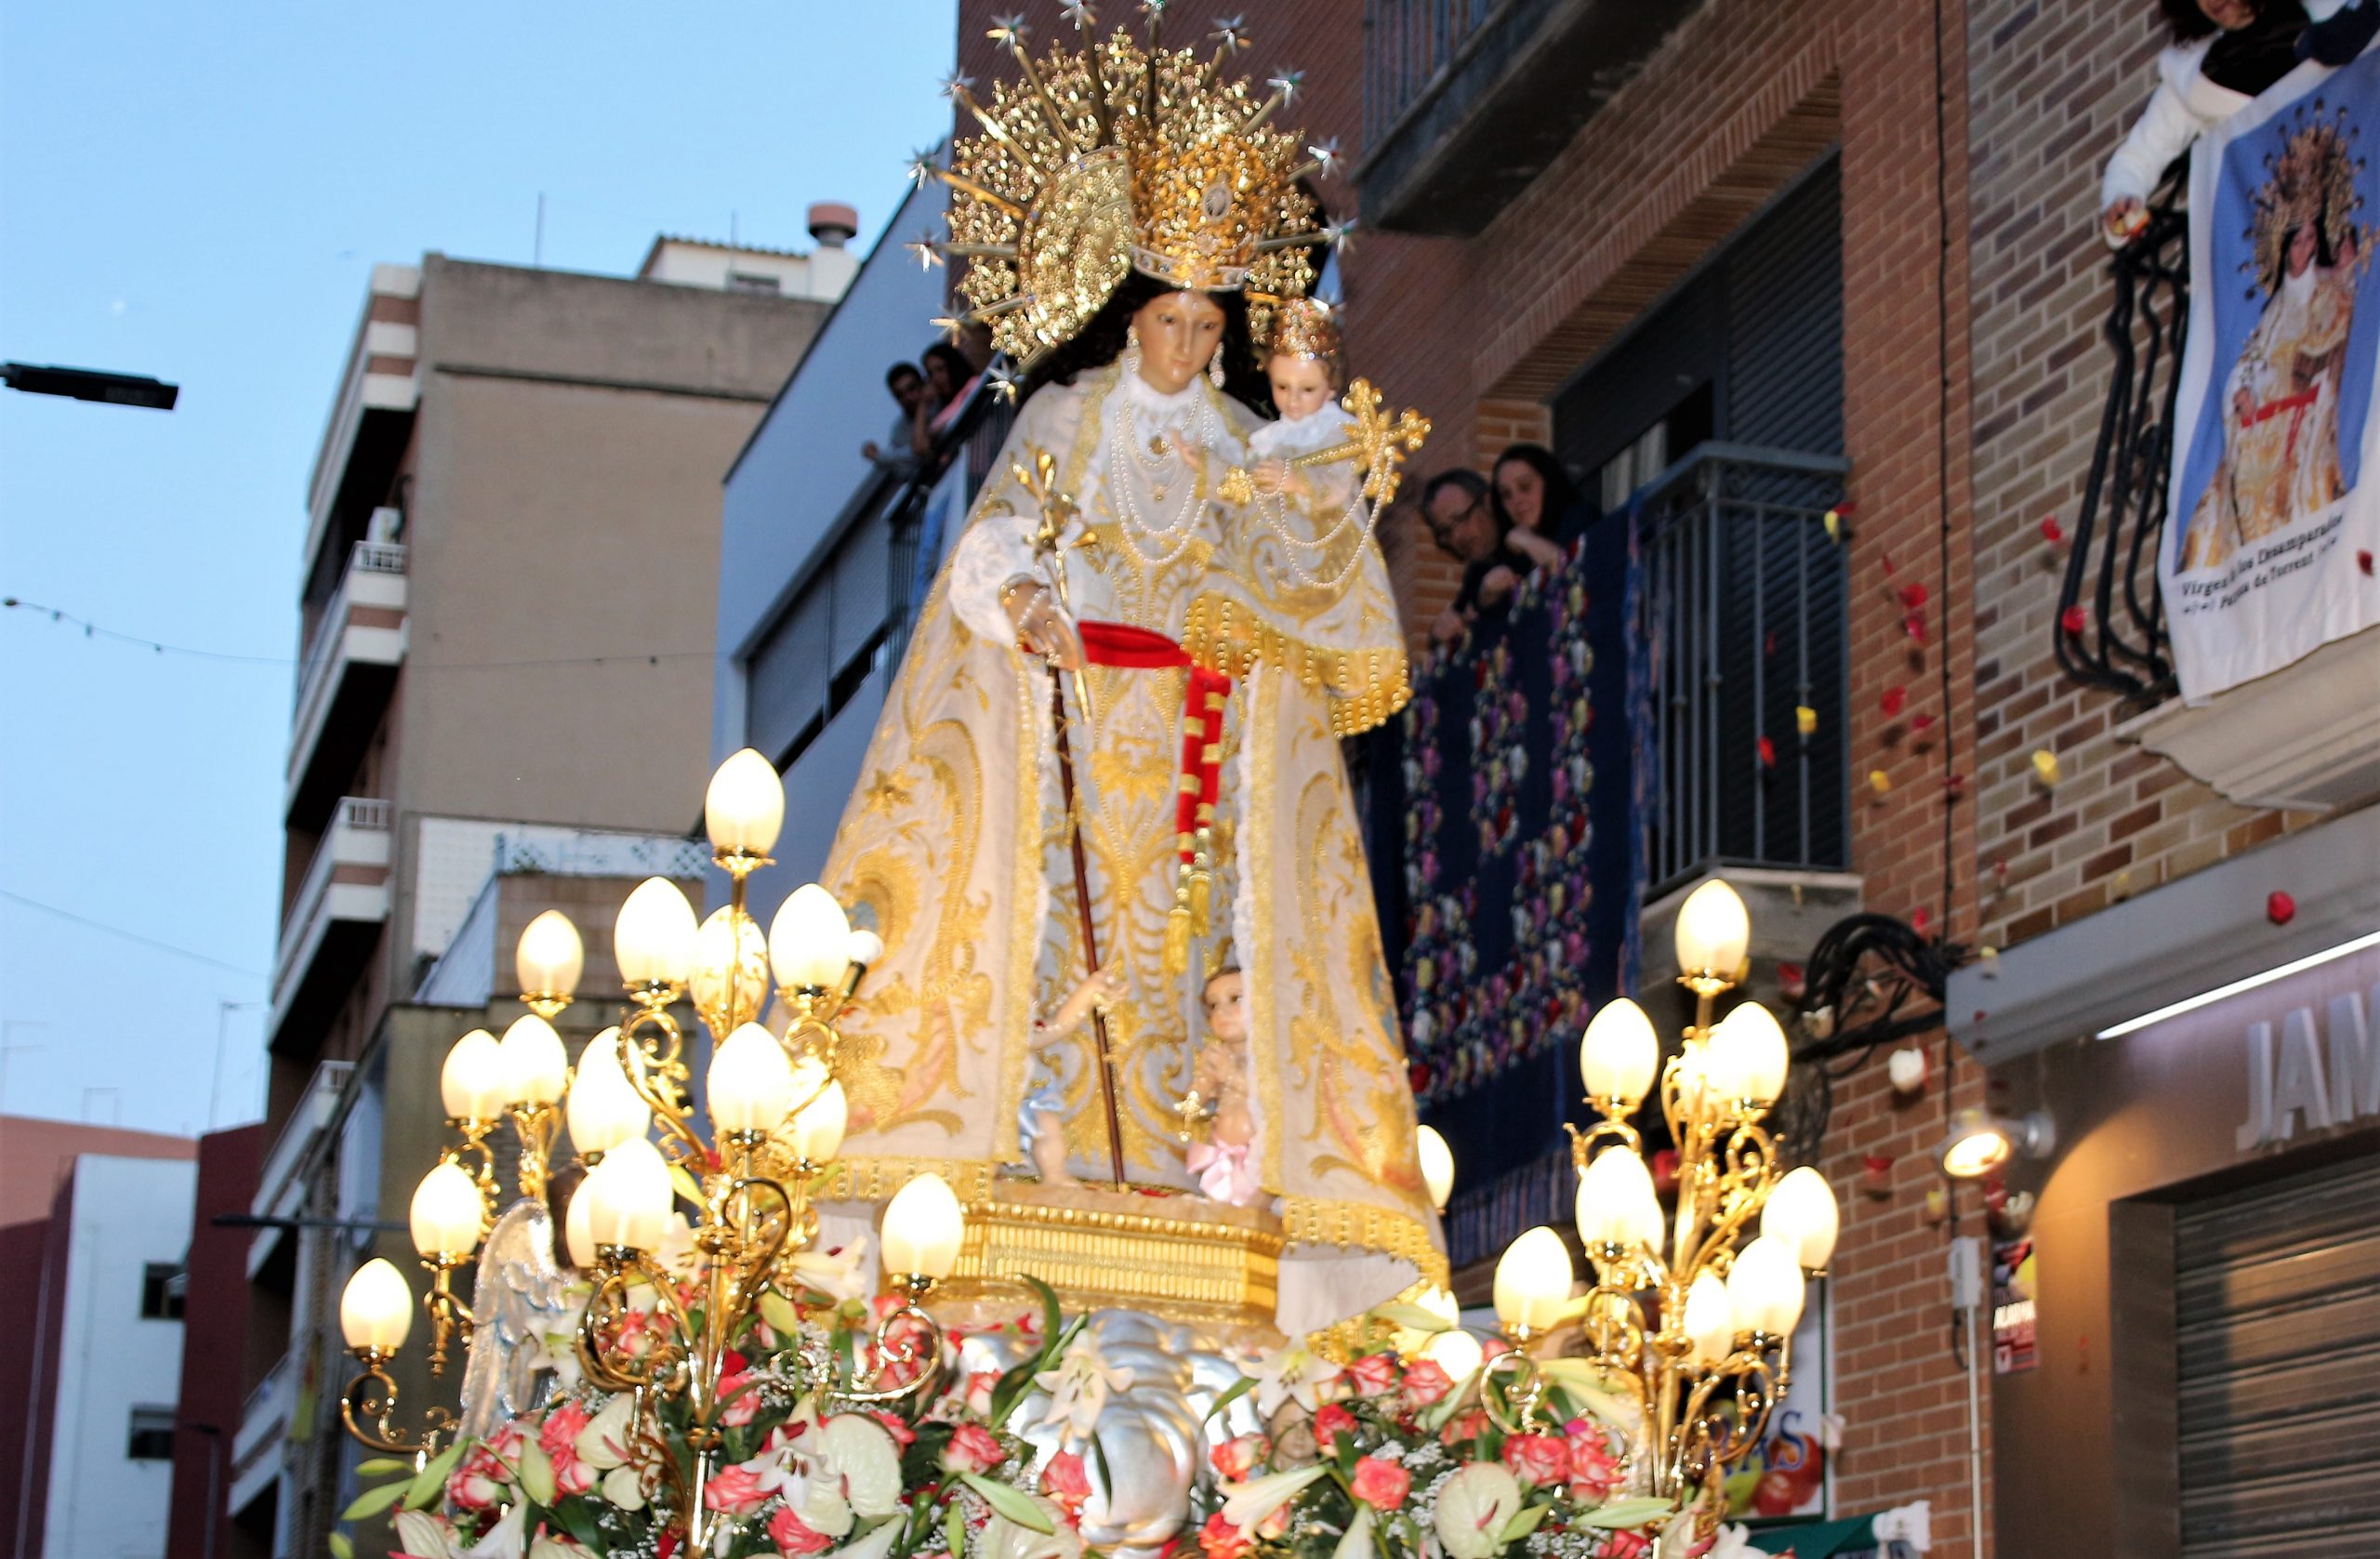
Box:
[2165,48,2380,697]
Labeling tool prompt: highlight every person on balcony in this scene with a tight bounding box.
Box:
[920,342,978,443]
[1490,443,1590,556]
[2099,0,2372,245]
[861,361,932,475]
[1423,469,1532,644]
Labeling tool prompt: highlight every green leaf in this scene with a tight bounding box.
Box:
[1578,1498,1676,1532]
[355,1457,414,1476]
[668,1160,706,1208]
[1495,1504,1551,1546]
[1088,1433,1115,1503]
[1369,1302,1453,1333]
[555,1500,607,1550]
[328,1533,355,1559]
[1022,1275,1063,1354]
[945,1491,968,1559]
[760,1288,802,1339]
[516,1436,557,1506]
[403,1441,465,1510]
[1203,1376,1255,1425]
[960,1473,1056,1534]
[339,1481,408,1523]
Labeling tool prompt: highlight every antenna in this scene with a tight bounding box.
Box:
[535,192,547,266]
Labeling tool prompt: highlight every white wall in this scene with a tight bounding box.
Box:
[41,1155,197,1559]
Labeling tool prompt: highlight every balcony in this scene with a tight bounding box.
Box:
[286,541,406,829]
[230,1347,295,1516]
[267,798,390,1052]
[1360,0,1704,236]
[247,1058,352,1279]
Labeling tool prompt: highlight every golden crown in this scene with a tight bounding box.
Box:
[1266,297,1343,363]
[2242,105,2369,296]
[916,9,1345,368]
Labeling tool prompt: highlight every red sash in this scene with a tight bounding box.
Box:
[1077,621,1234,867]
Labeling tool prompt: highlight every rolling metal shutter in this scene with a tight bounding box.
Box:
[2175,1150,2380,1557]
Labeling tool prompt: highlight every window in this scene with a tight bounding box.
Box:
[126,1406,175,1461]
[725,271,783,295]
[139,1262,184,1321]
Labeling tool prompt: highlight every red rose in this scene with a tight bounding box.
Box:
[1596,1535,1650,1559]
[1501,1433,1568,1489]
[1210,1433,1269,1482]
[1041,1449,1093,1516]
[941,1422,1007,1474]
[1198,1513,1253,1559]
[1438,1407,1490,1447]
[539,1402,596,1497]
[870,1409,919,1447]
[963,1370,1000,1417]
[1349,1456,1411,1512]
[447,1446,510,1512]
[1344,1353,1401,1398]
[1565,1421,1623,1503]
[1313,1404,1359,1448]
[769,1506,835,1556]
[703,1463,771,1517]
[719,1370,761,1427]
[1401,1359,1454,1409]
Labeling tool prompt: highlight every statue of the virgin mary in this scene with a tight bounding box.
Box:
[817,17,1441,1332]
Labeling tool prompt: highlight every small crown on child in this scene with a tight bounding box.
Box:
[1267,298,1342,363]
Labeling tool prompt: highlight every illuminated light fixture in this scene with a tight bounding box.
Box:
[1416,1124,1456,1211]
[2093,928,2380,1040]
[1937,1106,2056,1180]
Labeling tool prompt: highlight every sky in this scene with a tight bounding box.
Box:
[0,2,956,1136]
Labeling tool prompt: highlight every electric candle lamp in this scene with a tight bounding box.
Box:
[340,1259,415,1353]
[615,877,699,991]
[440,1029,506,1121]
[1761,1166,1841,1274]
[1682,1270,1735,1368]
[498,1013,569,1106]
[1574,1145,1664,1253]
[409,1161,486,1258]
[565,1028,650,1158]
[1492,1225,1574,1334]
[1725,1235,1806,1338]
[1706,1003,1791,1107]
[707,1023,796,1137]
[1673,879,1751,984]
[1579,998,1659,1106]
[583,1137,674,1252]
[769,884,853,993]
[785,1060,849,1163]
[1416,1125,1456,1211]
[880,1171,965,1281]
[515,910,585,1006]
[705,747,787,859]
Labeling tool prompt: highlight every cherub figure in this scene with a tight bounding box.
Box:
[1180,966,1260,1206]
[1020,967,1127,1186]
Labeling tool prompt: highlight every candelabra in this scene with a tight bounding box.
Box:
[336,749,967,1544]
[1480,879,1840,1531]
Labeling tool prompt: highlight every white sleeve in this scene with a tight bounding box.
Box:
[947,506,1042,645]
[2102,76,2215,209]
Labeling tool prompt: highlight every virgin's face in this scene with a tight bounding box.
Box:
[1495,460,1547,533]
[1266,354,1336,420]
[2288,222,2319,276]
[1132,291,1227,394]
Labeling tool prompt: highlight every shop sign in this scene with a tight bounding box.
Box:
[2236,985,2379,1149]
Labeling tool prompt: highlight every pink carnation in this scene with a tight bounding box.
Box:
[1350,1455,1412,1511]
[769,1506,835,1556]
[1344,1353,1401,1398]
[1401,1359,1454,1408]
[703,1463,771,1517]
[941,1422,1006,1474]
[1501,1433,1568,1489]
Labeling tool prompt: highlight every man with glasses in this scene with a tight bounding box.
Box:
[1421,469,1531,644]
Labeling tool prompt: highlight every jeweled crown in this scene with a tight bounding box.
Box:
[1265,297,1343,363]
[919,9,1345,368]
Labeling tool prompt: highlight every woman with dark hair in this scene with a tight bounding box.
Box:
[921,341,982,440]
[1489,442,1586,559]
[2099,0,2366,244]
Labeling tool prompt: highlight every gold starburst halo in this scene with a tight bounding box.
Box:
[932,15,1335,367]
[2243,104,2370,297]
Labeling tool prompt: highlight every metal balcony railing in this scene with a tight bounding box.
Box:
[2060,178,2184,702]
[1363,0,1501,151]
[1638,443,1852,894]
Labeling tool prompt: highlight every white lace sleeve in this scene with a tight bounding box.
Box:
[945,383,1079,643]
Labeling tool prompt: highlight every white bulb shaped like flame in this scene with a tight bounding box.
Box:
[1492,1225,1575,1332]
[705,747,787,857]
[769,884,853,992]
[340,1259,414,1353]
[514,909,585,1000]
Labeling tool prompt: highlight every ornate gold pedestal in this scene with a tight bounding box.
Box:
[933,1180,1286,1341]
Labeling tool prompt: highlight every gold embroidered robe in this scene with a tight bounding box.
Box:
[817,362,1442,1328]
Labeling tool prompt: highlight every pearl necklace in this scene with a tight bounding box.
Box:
[1106,375,1228,572]
[1246,474,1382,593]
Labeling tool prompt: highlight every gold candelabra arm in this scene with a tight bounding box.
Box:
[507,1101,562,1200]
[615,1006,707,1168]
[578,1248,695,1396]
[339,1348,423,1456]
[835,1281,947,1409]
[445,1125,502,1224]
[421,1260,475,1377]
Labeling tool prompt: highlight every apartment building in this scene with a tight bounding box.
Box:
[236,228,841,1556]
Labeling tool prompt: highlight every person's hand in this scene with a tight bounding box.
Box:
[862,440,882,462]
[1509,529,1564,568]
[1253,458,1289,496]
[2102,196,2146,244]
[1051,967,1126,1033]
[1431,607,1466,643]
[1477,564,1520,606]
[1005,581,1086,670]
[1170,433,1208,469]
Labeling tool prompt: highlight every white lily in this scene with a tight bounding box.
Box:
[1433,1465,1521,1559]
[983,1497,1085,1559]
[835,1523,906,1559]
[1334,1506,1379,1559]
[1220,1464,1331,1529]
[1252,1341,1344,1416]
[818,1413,906,1518]
[575,1394,638,1471]
[393,1502,533,1559]
[1032,1333,1135,1444]
[788,1240,871,1304]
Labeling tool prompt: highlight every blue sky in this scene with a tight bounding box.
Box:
[0,2,955,1135]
